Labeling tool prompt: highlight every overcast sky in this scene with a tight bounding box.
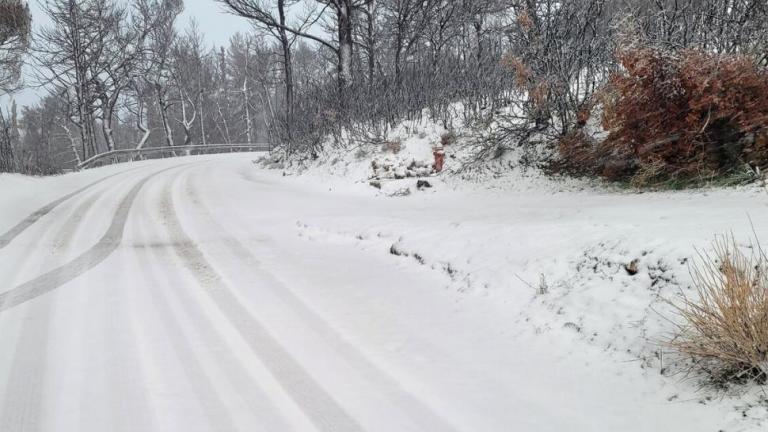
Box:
[9,0,255,108]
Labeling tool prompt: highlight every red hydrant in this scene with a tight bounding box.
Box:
[433,146,445,173]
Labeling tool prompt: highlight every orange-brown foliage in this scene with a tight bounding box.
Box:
[556,130,602,176]
[601,48,768,181]
[502,54,533,89]
[517,10,534,32]
[576,104,592,127]
[530,81,550,111]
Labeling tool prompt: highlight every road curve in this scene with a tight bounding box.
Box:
[0,155,726,432]
[0,167,144,250]
[0,157,466,432]
[0,165,186,312]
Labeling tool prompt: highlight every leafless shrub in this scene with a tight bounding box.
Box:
[440,131,457,147]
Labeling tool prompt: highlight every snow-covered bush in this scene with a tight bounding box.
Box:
[671,235,768,384]
[370,158,433,180]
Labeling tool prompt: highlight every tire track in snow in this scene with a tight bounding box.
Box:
[0,306,51,432]
[124,165,295,431]
[127,194,239,432]
[159,173,365,432]
[0,179,131,431]
[84,215,158,432]
[0,166,143,250]
[49,192,102,252]
[0,196,90,432]
[0,165,185,313]
[135,243,295,432]
[182,172,462,432]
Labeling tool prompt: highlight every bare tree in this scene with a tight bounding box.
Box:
[36,0,121,158]
[216,0,307,144]
[219,0,373,108]
[10,0,768,172]
[89,0,167,152]
[170,21,210,146]
[0,0,30,172]
[381,0,440,87]
[0,0,31,94]
[142,0,182,147]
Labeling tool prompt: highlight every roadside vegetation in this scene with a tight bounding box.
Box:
[671,235,768,386]
[0,0,766,185]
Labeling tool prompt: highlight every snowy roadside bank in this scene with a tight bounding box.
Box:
[265,139,768,430]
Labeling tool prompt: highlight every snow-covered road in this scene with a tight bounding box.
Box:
[0,155,761,431]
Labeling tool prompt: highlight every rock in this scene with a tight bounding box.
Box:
[369,180,382,189]
[416,180,432,189]
[389,187,411,197]
[624,259,640,276]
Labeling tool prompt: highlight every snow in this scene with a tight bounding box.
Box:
[1,150,768,431]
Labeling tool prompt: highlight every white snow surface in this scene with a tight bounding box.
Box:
[1,152,768,431]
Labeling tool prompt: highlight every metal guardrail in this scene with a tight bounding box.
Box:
[77,143,271,170]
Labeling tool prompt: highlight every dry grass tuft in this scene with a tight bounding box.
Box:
[671,234,768,384]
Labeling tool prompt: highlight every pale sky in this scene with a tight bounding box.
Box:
[9,0,255,108]
[178,0,255,47]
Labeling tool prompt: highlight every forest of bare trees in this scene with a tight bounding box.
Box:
[1,0,768,177]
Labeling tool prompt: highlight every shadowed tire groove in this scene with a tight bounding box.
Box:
[0,167,143,250]
[0,181,117,432]
[160,175,365,432]
[0,165,184,313]
[132,214,239,432]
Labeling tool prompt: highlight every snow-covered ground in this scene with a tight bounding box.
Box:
[1,151,767,431]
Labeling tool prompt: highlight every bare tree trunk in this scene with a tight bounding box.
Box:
[215,98,232,144]
[0,110,15,173]
[135,96,151,149]
[156,83,174,147]
[82,109,97,157]
[394,27,403,88]
[366,0,377,86]
[243,42,253,144]
[177,87,196,147]
[99,94,117,151]
[277,0,294,138]
[61,122,83,166]
[337,0,354,104]
[67,0,97,158]
[198,89,206,145]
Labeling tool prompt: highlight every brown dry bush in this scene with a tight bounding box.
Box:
[671,235,768,384]
[601,48,768,183]
[381,141,402,154]
[555,128,632,178]
[501,54,533,89]
[555,130,600,176]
